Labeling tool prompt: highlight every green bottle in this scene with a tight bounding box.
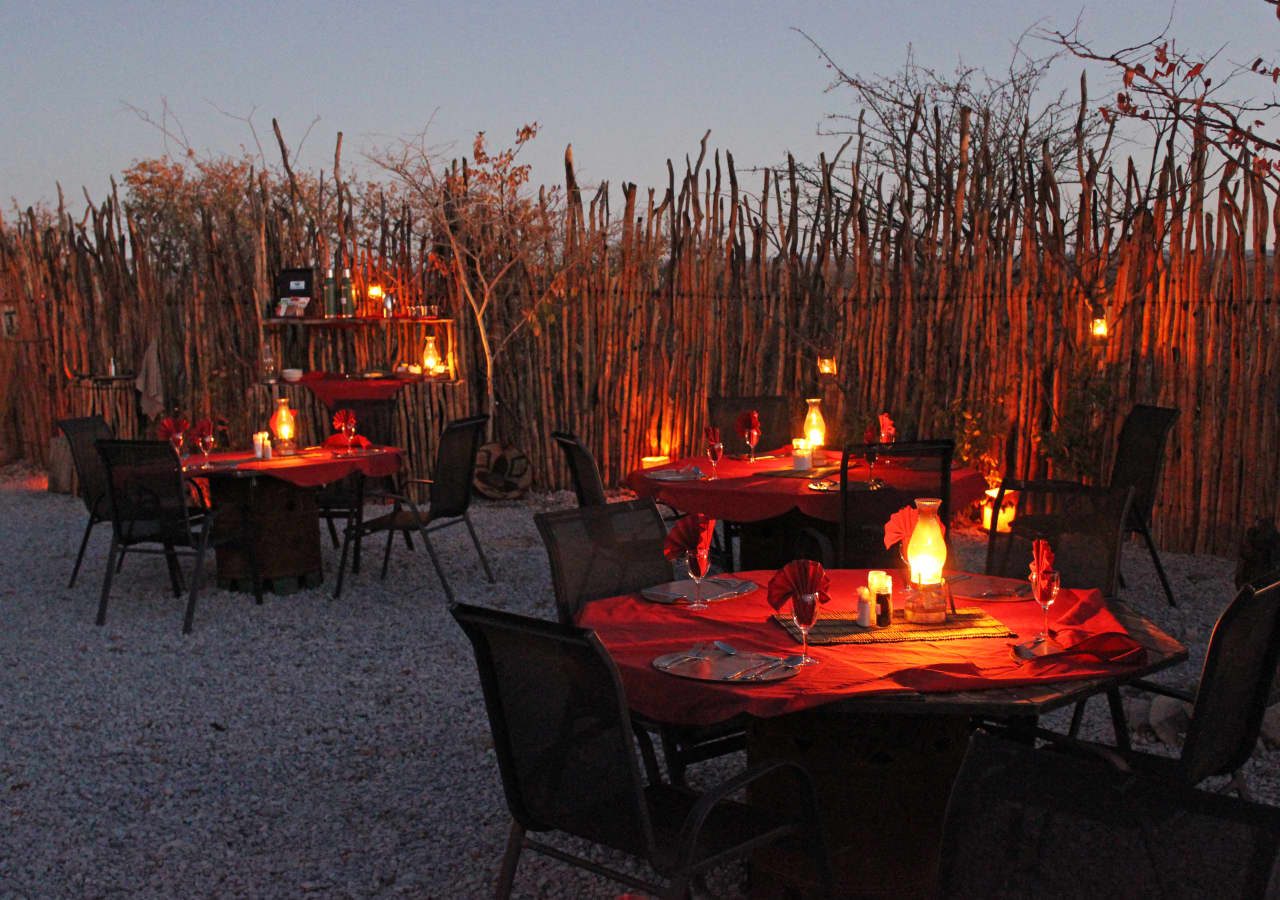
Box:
[339,268,355,318]
[323,267,337,318]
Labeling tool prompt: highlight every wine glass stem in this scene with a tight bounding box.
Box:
[1042,605,1049,642]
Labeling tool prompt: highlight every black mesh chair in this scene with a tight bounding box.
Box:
[550,430,608,507]
[1110,404,1180,605]
[939,731,1280,899]
[317,397,399,551]
[58,415,114,587]
[985,481,1134,599]
[534,498,670,625]
[707,395,793,456]
[535,499,746,785]
[451,602,832,899]
[334,414,492,602]
[828,439,955,569]
[95,439,226,634]
[1048,573,1280,798]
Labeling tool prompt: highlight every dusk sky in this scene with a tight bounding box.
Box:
[2,1,1273,208]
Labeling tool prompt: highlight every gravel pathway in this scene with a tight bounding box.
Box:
[0,468,1275,898]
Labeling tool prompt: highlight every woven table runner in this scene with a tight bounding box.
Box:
[772,607,1014,645]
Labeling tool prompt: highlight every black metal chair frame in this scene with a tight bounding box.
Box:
[58,415,114,588]
[939,731,1280,899]
[334,414,493,603]
[1045,573,1280,798]
[534,498,747,785]
[1109,404,1181,606]
[551,429,608,507]
[450,602,833,899]
[95,439,229,634]
[815,439,955,569]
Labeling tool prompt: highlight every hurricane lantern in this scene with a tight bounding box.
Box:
[803,398,826,450]
[422,335,442,373]
[269,397,298,455]
[906,498,947,586]
[1090,307,1109,339]
[367,284,384,300]
[817,355,838,377]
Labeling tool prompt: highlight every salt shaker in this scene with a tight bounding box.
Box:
[856,587,873,628]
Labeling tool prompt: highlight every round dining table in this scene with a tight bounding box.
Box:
[188,444,402,591]
[578,568,1185,897]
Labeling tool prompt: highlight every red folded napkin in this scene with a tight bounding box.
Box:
[157,416,189,440]
[190,418,213,440]
[767,559,832,611]
[884,504,945,549]
[704,425,721,445]
[878,412,896,441]
[663,513,716,562]
[323,433,371,450]
[735,410,761,439]
[1032,539,1055,581]
[332,408,357,432]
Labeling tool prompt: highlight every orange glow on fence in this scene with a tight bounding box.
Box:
[640,455,670,469]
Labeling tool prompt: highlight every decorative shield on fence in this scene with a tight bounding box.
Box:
[474,442,532,500]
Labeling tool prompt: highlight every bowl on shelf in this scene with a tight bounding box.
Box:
[282,368,304,383]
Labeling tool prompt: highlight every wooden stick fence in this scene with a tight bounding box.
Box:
[0,117,1276,556]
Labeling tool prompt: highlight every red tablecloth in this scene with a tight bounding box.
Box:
[300,372,412,406]
[627,451,987,523]
[577,569,1150,727]
[193,447,402,488]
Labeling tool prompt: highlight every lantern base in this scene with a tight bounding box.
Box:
[273,439,297,456]
[905,579,951,623]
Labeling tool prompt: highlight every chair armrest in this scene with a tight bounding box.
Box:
[672,759,819,869]
[1128,678,1195,703]
[406,478,434,486]
[1026,725,1134,775]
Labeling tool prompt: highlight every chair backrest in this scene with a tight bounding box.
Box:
[324,398,398,446]
[58,415,114,517]
[430,415,488,519]
[1180,574,1280,785]
[707,395,793,455]
[551,430,608,508]
[1109,404,1179,528]
[835,440,955,569]
[95,439,191,542]
[450,603,655,856]
[535,498,671,624]
[939,732,1280,899]
[985,481,1133,598]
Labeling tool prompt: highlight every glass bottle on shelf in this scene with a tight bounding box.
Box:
[323,268,337,318]
[339,268,354,318]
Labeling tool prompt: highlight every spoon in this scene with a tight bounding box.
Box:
[713,641,738,656]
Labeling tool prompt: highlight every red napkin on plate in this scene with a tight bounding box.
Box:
[323,433,371,450]
[878,412,896,441]
[767,559,832,611]
[332,408,357,431]
[157,416,189,440]
[884,504,945,549]
[704,425,721,445]
[735,410,761,439]
[1032,539,1055,581]
[663,513,716,562]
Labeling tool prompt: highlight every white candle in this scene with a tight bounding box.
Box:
[792,438,812,470]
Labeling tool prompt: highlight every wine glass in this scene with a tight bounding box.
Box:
[865,445,879,486]
[792,592,820,665]
[169,432,185,460]
[684,548,710,610]
[878,427,895,466]
[262,345,279,383]
[343,418,358,455]
[746,427,760,463]
[1013,573,1064,660]
[706,440,724,479]
[197,433,215,469]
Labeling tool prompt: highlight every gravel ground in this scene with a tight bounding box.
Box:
[1,467,1276,898]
